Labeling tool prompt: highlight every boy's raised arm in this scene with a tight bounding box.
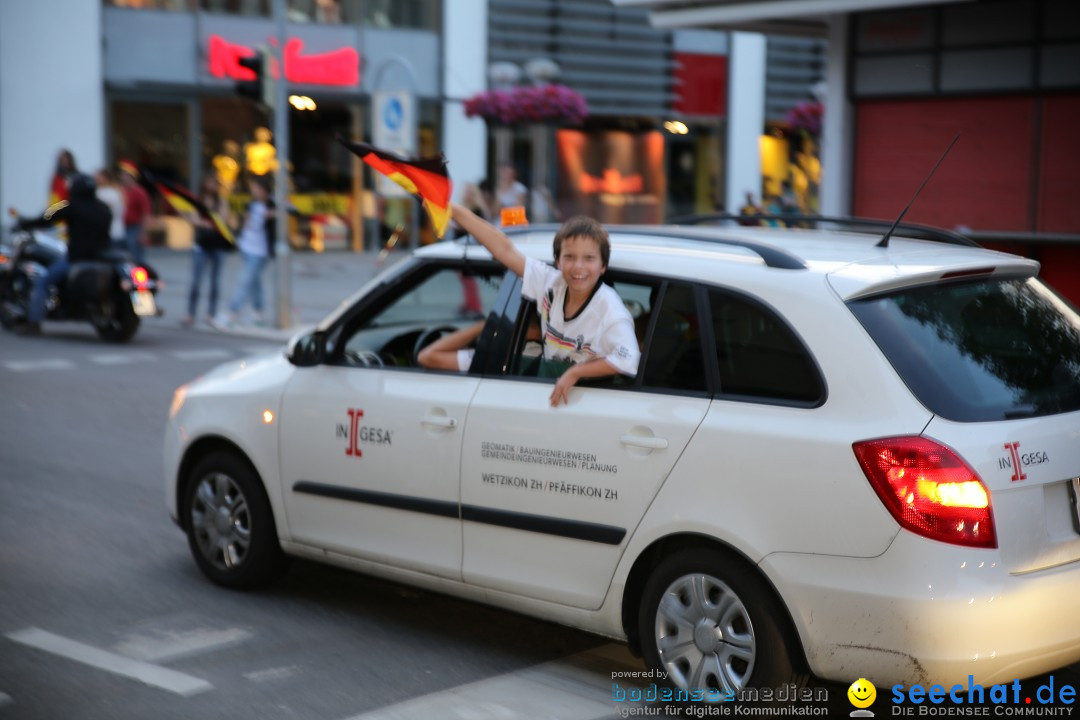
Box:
[451,203,526,278]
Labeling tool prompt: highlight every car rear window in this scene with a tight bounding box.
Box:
[848,278,1080,422]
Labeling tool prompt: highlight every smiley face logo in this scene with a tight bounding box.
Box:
[848,677,877,709]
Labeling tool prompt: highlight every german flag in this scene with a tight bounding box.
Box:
[337,137,452,239]
[142,170,234,246]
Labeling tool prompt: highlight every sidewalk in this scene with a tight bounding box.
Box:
[140,246,408,342]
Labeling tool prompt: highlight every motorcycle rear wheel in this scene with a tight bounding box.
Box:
[93,292,139,342]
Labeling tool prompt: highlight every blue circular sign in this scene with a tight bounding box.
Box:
[383,97,403,131]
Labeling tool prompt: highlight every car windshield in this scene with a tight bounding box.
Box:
[848,277,1080,422]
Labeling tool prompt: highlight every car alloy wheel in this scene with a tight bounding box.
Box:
[639,548,804,697]
[654,572,755,693]
[191,471,252,572]
[183,451,287,589]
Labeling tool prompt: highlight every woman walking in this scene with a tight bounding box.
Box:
[183,175,233,328]
[217,176,274,328]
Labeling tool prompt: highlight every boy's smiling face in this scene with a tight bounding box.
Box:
[557,235,606,296]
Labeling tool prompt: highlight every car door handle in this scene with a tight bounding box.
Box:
[619,434,668,450]
[421,414,458,428]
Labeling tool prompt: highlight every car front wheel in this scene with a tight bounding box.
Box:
[638,548,804,697]
[184,451,287,589]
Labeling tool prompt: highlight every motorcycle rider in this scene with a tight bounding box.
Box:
[14,173,112,335]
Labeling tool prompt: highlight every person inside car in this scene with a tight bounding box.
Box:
[450,204,640,406]
[417,321,485,372]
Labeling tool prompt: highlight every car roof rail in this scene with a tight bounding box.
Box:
[668,212,979,248]
[501,222,807,270]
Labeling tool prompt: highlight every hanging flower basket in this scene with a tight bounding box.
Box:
[464,84,588,126]
[786,101,823,138]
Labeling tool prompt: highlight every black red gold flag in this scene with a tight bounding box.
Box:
[337,137,452,239]
[138,168,235,246]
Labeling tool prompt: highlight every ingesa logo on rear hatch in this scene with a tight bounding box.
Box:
[999,442,1049,482]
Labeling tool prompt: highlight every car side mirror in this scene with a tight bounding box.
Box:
[286,329,325,367]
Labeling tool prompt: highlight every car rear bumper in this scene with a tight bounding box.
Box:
[761,531,1080,686]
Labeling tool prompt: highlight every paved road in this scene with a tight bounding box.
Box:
[2,249,1078,719]
[0,324,629,720]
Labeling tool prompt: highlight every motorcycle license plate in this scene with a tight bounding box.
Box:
[131,290,157,317]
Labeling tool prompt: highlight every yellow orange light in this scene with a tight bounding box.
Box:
[169,384,188,419]
[917,478,989,508]
[500,206,528,227]
[289,95,316,111]
[262,410,274,424]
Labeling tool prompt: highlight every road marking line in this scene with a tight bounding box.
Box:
[5,628,213,696]
[169,349,234,361]
[89,352,157,365]
[244,665,301,683]
[113,627,251,663]
[339,643,641,720]
[3,359,75,372]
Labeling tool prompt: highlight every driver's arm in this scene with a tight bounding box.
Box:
[451,203,526,278]
[17,200,68,230]
[418,322,485,371]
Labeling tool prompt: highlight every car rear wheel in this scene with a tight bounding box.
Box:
[184,452,287,589]
[639,548,804,697]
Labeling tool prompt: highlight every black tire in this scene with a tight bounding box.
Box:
[93,293,139,343]
[0,276,22,330]
[638,548,806,697]
[183,451,288,589]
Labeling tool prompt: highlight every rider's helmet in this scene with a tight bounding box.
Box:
[67,173,97,199]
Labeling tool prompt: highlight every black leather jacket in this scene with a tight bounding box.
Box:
[21,189,112,263]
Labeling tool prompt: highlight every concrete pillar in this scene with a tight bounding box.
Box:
[820,14,853,217]
[0,1,104,216]
[725,31,766,213]
[441,0,489,199]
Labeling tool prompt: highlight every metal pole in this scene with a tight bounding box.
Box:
[273,0,291,330]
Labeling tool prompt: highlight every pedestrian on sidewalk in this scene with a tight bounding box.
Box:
[119,162,151,264]
[50,149,78,206]
[94,167,126,248]
[217,176,274,328]
[183,175,234,328]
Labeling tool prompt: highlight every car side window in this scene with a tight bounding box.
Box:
[709,289,824,404]
[640,283,708,393]
[504,275,657,383]
[335,263,502,369]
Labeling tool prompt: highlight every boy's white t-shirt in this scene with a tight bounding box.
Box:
[521,256,640,377]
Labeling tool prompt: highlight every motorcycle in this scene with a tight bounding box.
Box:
[0,221,162,342]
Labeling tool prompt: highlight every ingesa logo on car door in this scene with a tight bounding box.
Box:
[337,408,393,458]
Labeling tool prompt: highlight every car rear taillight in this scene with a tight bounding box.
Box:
[853,436,997,549]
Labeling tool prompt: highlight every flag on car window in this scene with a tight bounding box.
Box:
[337,137,452,239]
[140,169,235,246]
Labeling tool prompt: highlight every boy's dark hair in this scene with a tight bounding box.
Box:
[553,215,610,268]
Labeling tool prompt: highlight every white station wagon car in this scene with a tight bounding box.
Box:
[164,222,1080,693]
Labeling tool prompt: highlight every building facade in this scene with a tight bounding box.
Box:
[614,0,1080,305]
[1,0,487,251]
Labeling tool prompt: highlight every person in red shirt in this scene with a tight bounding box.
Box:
[49,149,77,205]
[119,163,151,264]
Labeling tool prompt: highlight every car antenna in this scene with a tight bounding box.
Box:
[877,132,960,248]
